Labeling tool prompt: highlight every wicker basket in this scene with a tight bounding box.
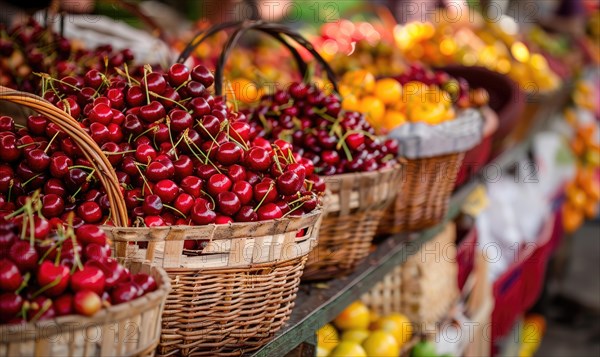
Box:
[302,166,402,281]
[402,222,459,332]
[0,85,323,356]
[0,260,170,357]
[378,153,464,234]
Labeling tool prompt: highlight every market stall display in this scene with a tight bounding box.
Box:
[0,2,598,357]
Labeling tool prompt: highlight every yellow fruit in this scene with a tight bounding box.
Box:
[317,346,330,357]
[341,329,370,344]
[317,323,339,352]
[360,96,386,126]
[371,313,413,347]
[409,102,448,124]
[374,78,402,105]
[328,341,367,357]
[381,110,407,130]
[342,94,361,112]
[333,301,371,331]
[225,78,259,104]
[361,330,400,357]
[342,70,375,94]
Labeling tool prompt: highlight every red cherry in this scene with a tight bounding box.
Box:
[26,115,46,135]
[245,147,272,172]
[84,243,111,263]
[230,121,250,144]
[188,97,211,117]
[77,202,103,223]
[88,103,113,125]
[169,109,193,132]
[0,293,23,322]
[145,215,166,227]
[173,193,194,216]
[154,179,179,204]
[190,203,216,225]
[37,261,70,297]
[73,290,102,316]
[71,266,106,294]
[276,171,303,195]
[191,65,214,87]
[168,63,190,87]
[231,181,252,205]
[0,259,22,292]
[180,176,203,198]
[217,191,241,216]
[174,155,194,180]
[54,294,74,316]
[196,164,217,180]
[253,182,277,204]
[227,164,246,183]
[198,115,220,138]
[235,206,257,222]
[49,155,73,178]
[142,72,167,95]
[216,142,243,166]
[215,215,234,224]
[111,282,140,304]
[76,224,107,245]
[346,133,365,150]
[207,174,232,196]
[27,296,56,321]
[132,273,157,294]
[84,69,103,88]
[139,101,166,123]
[106,88,125,109]
[9,241,38,272]
[41,194,64,218]
[143,194,163,215]
[0,135,21,162]
[257,203,283,221]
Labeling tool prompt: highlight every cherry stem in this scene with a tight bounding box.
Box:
[135,164,154,195]
[254,183,274,212]
[163,204,187,219]
[31,274,63,299]
[44,132,60,154]
[29,299,52,323]
[283,201,306,218]
[333,127,353,161]
[15,273,30,295]
[165,117,179,160]
[183,132,221,174]
[150,91,189,112]
[200,190,216,209]
[103,149,136,155]
[16,142,38,149]
[143,67,151,105]
[133,124,160,143]
[21,173,42,188]
[68,165,94,171]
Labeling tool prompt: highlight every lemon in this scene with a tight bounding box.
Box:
[340,329,370,344]
[333,301,371,331]
[362,330,400,357]
[372,313,413,347]
[329,341,367,357]
[317,323,339,352]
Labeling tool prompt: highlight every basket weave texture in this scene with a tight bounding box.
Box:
[0,260,170,357]
[378,153,464,234]
[302,166,402,281]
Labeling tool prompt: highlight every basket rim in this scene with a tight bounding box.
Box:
[104,206,323,237]
[322,163,401,182]
[0,261,170,342]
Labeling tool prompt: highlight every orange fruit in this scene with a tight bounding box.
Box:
[225,78,260,104]
[568,188,587,210]
[374,78,402,105]
[563,202,584,234]
[342,70,375,94]
[340,329,370,344]
[341,94,361,112]
[570,138,585,157]
[584,199,599,219]
[381,110,407,130]
[361,330,400,357]
[409,102,447,124]
[333,301,370,331]
[360,96,386,126]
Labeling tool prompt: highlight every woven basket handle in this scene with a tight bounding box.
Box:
[0,86,128,227]
[175,21,308,81]
[213,21,339,96]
